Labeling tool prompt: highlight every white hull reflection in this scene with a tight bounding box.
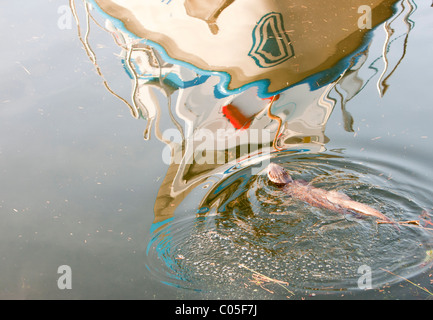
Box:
[70,0,416,222]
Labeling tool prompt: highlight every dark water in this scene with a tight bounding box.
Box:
[1,0,433,299]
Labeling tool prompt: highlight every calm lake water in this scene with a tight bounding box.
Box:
[1,0,433,299]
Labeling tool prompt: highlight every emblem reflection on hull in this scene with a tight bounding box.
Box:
[249,12,295,68]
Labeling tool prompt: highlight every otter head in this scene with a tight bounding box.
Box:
[267,163,293,185]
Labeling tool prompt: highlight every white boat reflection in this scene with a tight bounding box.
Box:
[70,0,416,222]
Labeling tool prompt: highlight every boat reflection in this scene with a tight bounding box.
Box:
[70,0,419,292]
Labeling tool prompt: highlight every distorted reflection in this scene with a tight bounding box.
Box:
[70,0,424,293]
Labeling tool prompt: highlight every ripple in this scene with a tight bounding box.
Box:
[145,152,433,298]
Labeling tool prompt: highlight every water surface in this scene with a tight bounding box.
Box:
[1,0,433,299]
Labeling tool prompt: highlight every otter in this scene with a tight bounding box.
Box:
[266,163,394,224]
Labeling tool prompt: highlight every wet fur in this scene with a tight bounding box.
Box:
[267,163,393,223]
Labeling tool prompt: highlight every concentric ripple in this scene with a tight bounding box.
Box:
[144,152,433,298]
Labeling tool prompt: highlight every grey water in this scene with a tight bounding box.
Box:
[1,0,433,299]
